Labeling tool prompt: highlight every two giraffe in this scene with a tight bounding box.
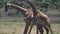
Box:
[5,0,53,34]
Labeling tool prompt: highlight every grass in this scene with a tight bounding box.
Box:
[0,21,60,34]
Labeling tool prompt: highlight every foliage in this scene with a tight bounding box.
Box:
[0,0,60,11]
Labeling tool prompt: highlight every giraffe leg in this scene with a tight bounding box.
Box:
[28,25,39,34]
[28,24,33,34]
[49,27,53,34]
[48,25,53,34]
[44,27,49,34]
[38,26,43,34]
[39,28,43,34]
[36,26,39,34]
[46,19,53,34]
[23,23,30,34]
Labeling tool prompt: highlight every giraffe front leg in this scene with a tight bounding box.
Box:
[28,24,33,34]
[23,24,30,34]
[36,26,39,34]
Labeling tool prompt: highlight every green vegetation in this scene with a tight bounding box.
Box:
[0,21,60,34]
[0,0,60,11]
[0,0,60,17]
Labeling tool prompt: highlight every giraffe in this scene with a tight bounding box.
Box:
[4,1,53,34]
[27,0,53,34]
[4,2,35,34]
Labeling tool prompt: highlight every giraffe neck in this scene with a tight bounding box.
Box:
[27,0,37,16]
[7,3,27,16]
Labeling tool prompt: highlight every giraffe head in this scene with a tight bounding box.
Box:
[4,2,12,12]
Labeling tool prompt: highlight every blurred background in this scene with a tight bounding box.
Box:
[0,0,60,34]
[0,0,60,23]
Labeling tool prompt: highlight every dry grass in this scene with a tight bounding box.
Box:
[0,21,60,34]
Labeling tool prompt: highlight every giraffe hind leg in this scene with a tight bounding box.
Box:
[38,26,43,34]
